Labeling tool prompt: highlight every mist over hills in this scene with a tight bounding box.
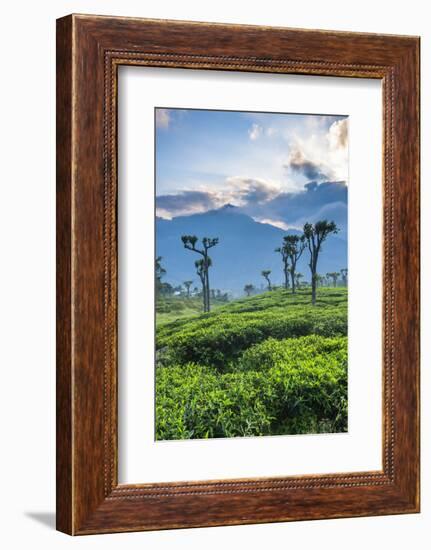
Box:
[156,205,347,295]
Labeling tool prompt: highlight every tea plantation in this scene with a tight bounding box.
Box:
[155,288,348,440]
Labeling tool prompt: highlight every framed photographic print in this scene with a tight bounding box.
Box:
[56,14,420,535]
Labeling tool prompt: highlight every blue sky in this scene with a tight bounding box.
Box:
[155,108,348,231]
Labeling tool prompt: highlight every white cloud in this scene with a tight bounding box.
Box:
[156,209,174,220]
[156,108,171,129]
[156,113,349,219]
[284,118,349,184]
[253,217,290,230]
[225,176,281,204]
[156,176,283,218]
[248,123,262,140]
[328,118,348,150]
[285,148,329,181]
[266,127,278,137]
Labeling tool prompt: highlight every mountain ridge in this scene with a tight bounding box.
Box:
[156,206,347,294]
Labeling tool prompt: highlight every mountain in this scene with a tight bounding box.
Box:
[156,205,347,295]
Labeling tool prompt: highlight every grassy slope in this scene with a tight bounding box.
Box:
[157,288,347,368]
[156,296,226,326]
[155,288,348,440]
[158,288,347,330]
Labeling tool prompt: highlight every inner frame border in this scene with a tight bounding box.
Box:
[104,51,394,498]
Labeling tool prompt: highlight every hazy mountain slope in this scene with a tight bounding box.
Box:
[156,205,347,294]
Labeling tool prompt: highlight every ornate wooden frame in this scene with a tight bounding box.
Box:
[56,14,420,535]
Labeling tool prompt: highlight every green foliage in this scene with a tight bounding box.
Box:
[155,256,167,297]
[156,335,347,440]
[155,288,348,440]
[156,295,226,326]
[156,364,273,439]
[157,288,347,370]
[244,283,255,296]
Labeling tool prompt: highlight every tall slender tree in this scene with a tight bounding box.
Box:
[303,220,339,305]
[182,235,218,312]
[261,270,272,291]
[340,268,348,286]
[316,274,325,288]
[195,259,210,312]
[275,245,290,290]
[183,280,193,298]
[283,235,306,293]
[244,283,255,297]
[295,272,304,288]
[155,256,166,297]
[326,272,340,288]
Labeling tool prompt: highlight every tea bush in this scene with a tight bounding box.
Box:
[157,289,347,370]
[155,335,348,440]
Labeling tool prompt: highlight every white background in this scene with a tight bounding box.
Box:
[0,1,428,548]
[118,67,382,483]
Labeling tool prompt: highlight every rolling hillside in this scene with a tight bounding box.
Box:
[156,287,348,440]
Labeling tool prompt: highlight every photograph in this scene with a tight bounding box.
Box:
[0,2,422,543]
[155,107,349,440]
